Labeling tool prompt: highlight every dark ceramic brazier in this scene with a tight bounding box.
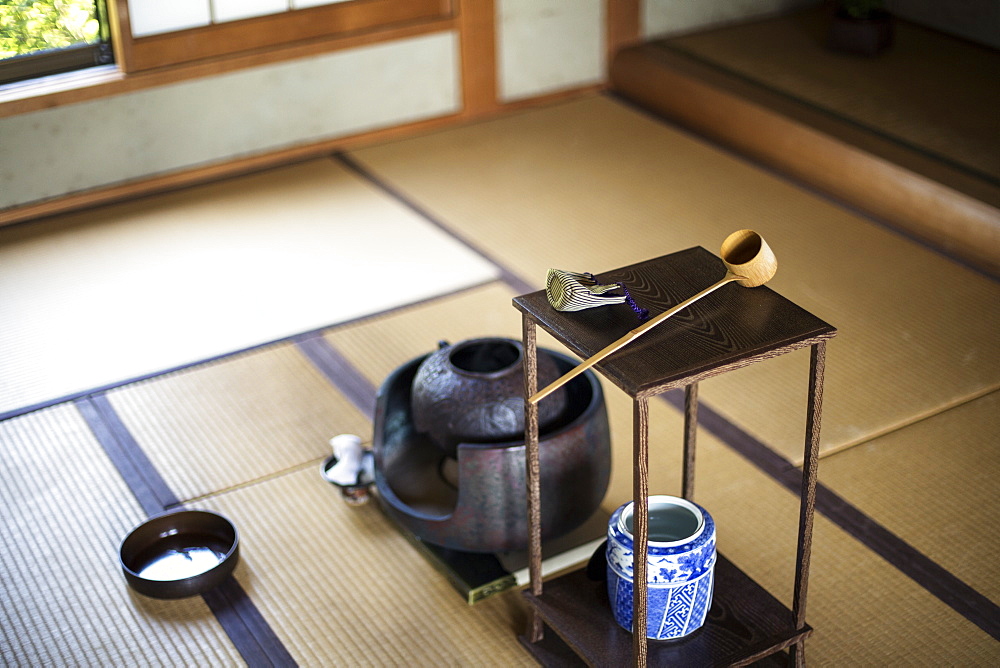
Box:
[410,338,568,456]
[374,344,610,553]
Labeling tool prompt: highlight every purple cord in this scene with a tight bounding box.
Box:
[617,282,650,321]
[584,273,649,321]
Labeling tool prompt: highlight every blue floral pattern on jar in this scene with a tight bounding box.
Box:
[606,495,717,640]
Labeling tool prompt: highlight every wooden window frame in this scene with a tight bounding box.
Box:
[113,0,454,72]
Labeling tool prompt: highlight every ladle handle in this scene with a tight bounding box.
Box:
[529,273,743,404]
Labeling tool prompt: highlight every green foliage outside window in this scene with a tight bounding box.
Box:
[1,0,100,60]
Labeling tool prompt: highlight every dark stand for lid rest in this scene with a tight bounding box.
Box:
[513,248,836,667]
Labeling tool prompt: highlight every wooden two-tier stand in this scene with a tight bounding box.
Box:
[514,248,836,666]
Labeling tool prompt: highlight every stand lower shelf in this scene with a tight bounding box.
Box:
[520,553,810,667]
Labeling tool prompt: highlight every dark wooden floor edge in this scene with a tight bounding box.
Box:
[659,390,1000,641]
[74,395,299,667]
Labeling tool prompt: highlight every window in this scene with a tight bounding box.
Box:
[117,0,453,73]
[0,0,113,85]
[0,0,457,117]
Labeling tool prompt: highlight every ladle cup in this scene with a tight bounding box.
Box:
[529,230,777,404]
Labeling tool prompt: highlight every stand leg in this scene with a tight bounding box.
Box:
[682,383,698,500]
[792,342,827,666]
[633,396,650,667]
[522,315,544,643]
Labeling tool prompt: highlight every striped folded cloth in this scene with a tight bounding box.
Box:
[546,269,649,320]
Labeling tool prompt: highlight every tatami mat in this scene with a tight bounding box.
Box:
[677,399,999,665]
[193,466,536,666]
[107,340,370,502]
[0,158,497,416]
[0,404,242,666]
[348,95,1000,463]
[663,8,1000,181]
[820,390,1000,601]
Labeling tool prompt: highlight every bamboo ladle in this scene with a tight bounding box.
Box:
[529,230,777,405]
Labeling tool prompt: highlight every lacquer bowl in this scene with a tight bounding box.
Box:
[119,509,239,599]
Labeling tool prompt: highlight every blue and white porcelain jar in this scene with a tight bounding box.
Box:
[606,495,716,640]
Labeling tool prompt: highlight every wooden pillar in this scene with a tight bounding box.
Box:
[607,0,642,72]
[457,0,499,118]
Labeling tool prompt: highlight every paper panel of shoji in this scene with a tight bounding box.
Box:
[213,0,289,23]
[128,0,212,37]
[291,0,353,9]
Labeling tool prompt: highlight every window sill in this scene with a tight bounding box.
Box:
[0,65,124,117]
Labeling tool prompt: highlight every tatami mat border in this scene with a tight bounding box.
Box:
[202,583,297,667]
[77,395,181,514]
[295,334,378,421]
[75,395,296,667]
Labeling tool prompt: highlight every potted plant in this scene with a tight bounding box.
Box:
[828,0,894,55]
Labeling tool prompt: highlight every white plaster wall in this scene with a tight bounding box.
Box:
[643,0,819,38]
[0,32,460,210]
[497,0,604,102]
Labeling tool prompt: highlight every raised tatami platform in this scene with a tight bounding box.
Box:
[1,95,997,665]
[611,7,1000,278]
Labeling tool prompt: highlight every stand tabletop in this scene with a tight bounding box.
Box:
[513,247,836,398]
